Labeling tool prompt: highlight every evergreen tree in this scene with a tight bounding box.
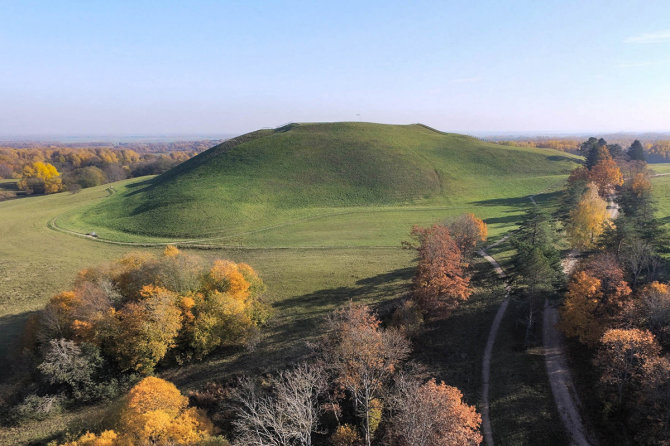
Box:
[581,137,611,169]
[628,139,646,161]
[511,206,563,345]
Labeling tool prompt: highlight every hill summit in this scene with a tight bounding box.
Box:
[75,122,579,238]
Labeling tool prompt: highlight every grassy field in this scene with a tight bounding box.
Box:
[0,125,578,444]
[651,163,670,235]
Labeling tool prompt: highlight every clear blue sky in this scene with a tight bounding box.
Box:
[2,0,670,136]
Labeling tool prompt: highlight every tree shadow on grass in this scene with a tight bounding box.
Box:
[0,181,18,191]
[166,266,415,387]
[471,191,563,209]
[0,311,36,383]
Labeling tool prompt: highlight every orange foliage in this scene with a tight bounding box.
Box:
[411,225,471,315]
[561,256,631,347]
[595,328,661,405]
[163,244,180,258]
[589,159,624,196]
[391,378,482,446]
[561,271,604,346]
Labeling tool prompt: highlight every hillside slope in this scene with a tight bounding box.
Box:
[71,122,580,239]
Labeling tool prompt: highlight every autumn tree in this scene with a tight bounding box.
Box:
[589,159,624,196]
[102,286,182,374]
[409,225,471,316]
[561,255,631,346]
[626,282,670,348]
[17,161,63,194]
[388,375,482,446]
[320,304,410,446]
[120,376,214,445]
[635,355,670,445]
[445,213,488,256]
[561,271,605,346]
[595,328,661,407]
[61,377,216,446]
[61,430,119,446]
[567,183,609,249]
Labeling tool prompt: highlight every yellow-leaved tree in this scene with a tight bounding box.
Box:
[17,161,63,194]
[61,377,216,446]
[567,182,609,249]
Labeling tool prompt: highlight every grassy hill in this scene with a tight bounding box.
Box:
[61,122,580,243]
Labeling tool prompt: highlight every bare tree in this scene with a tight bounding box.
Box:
[231,363,324,446]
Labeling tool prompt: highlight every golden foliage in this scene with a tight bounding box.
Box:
[560,271,604,346]
[567,183,609,249]
[62,377,215,446]
[61,430,118,446]
[330,424,362,446]
[17,161,63,194]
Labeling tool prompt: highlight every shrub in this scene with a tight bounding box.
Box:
[14,393,64,421]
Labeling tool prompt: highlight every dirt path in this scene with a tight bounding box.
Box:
[536,194,617,446]
[543,300,593,446]
[478,246,511,446]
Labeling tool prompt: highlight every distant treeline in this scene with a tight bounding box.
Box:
[0,142,219,198]
[495,137,670,163]
[0,139,222,153]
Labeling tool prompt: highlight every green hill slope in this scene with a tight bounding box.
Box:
[67,122,580,241]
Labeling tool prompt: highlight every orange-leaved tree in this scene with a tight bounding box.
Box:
[560,271,604,346]
[595,328,661,407]
[589,159,624,196]
[389,376,482,446]
[410,225,471,316]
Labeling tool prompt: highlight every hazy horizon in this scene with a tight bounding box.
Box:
[3,1,670,135]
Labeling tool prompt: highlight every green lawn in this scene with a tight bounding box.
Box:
[651,164,670,240]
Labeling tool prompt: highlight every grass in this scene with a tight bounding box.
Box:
[0,124,579,444]
[60,122,581,241]
[651,164,670,237]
